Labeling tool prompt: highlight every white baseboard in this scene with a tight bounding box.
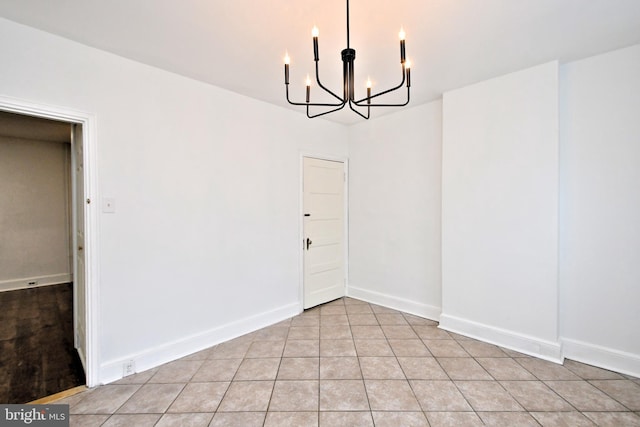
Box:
[0,273,72,292]
[439,313,563,363]
[562,337,640,378]
[347,285,441,322]
[98,301,300,385]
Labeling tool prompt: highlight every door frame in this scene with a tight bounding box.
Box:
[299,152,349,312]
[0,95,100,387]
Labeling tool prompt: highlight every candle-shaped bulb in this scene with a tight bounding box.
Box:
[399,27,407,63]
[284,51,290,84]
[366,78,372,88]
[312,26,320,61]
[306,74,311,87]
[405,59,411,70]
[366,78,372,105]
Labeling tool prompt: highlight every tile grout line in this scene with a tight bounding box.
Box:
[586,378,638,413]
[260,322,288,427]
[348,299,375,422]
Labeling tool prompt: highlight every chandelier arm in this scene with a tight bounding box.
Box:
[354,88,411,107]
[352,87,410,107]
[307,101,348,107]
[348,100,370,120]
[307,103,348,118]
[314,61,345,103]
[352,65,406,105]
[286,84,345,107]
[285,84,314,106]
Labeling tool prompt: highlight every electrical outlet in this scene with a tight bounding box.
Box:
[123,360,135,377]
[28,280,38,286]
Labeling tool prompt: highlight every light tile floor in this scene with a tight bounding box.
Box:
[59,298,640,426]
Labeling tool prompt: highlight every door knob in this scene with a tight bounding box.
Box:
[306,238,313,250]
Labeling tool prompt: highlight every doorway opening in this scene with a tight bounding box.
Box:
[0,98,98,398]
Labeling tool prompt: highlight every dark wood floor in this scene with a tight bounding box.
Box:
[0,283,85,403]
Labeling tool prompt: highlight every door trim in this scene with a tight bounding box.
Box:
[299,152,349,312]
[0,95,100,387]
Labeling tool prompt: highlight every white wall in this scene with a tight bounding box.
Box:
[3,14,639,383]
[0,17,347,384]
[0,137,71,290]
[347,46,640,376]
[347,101,442,319]
[441,62,561,361]
[559,44,640,376]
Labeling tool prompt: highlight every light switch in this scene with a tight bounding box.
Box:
[102,197,116,213]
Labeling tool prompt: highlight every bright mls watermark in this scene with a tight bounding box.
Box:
[0,405,69,426]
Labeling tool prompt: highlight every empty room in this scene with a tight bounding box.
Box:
[1,0,639,426]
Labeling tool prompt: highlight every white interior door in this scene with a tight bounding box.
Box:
[72,124,87,370]
[303,157,346,309]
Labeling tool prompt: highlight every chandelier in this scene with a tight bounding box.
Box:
[283,0,411,119]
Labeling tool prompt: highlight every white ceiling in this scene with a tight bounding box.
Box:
[1,0,640,124]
